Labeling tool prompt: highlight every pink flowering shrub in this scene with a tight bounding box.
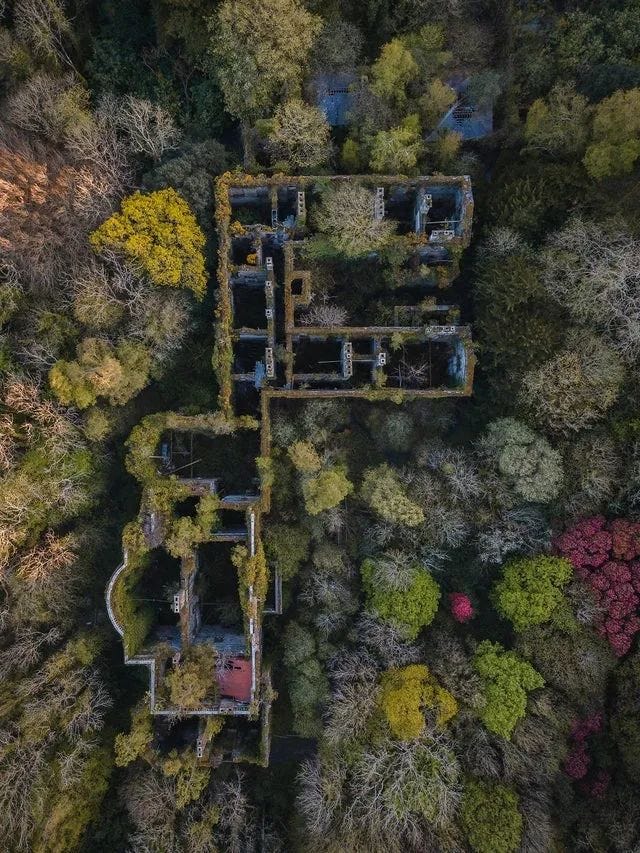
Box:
[555,516,640,656]
[570,712,603,741]
[564,713,608,797]
[449,592,474,623]
[582,769,611,800]
[564,741,590,779]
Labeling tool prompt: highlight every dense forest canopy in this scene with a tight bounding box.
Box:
[2,0,640,851]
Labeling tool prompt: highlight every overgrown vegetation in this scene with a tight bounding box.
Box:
[3,0,640,850]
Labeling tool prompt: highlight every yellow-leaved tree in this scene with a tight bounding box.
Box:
[379,664,457,739]
[90,188,207,298]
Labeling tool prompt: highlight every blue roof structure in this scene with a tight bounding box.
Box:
[436,102,493,140]
[313,73,356,127]
[428,77,493,141]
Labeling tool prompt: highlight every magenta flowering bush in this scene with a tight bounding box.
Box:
[564,740,590,780]
[585,769,611,800]
[563,713,609,798]
[555,516,640,656]
[450,592,474,623]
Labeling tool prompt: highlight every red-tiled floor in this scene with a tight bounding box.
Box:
[216,657,252,702]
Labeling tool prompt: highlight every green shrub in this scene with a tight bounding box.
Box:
[516,621,615,704]
[314,184,396,258]
[111,549,154,658]
[494,555,572,631]
[461,779,523,853]
[165,495,220,559]
[481,418,563,502]
[282,622,329,737]
[264,523,310,580]
[475,245,564,390]
[361,464,424,527]
[267,99,331,169]
[524,83,591,157]
[37,747,112,853]
[232,541,269,615]
[361,558,440,640]
[125,413,168,483]
[165,645,218,711]
[369,121,422,174]
[584,88,640,179]
[302,466,353,515]
[114,704,154,767]
[474,641,544,739]
[288,440,322,473]
[163,749,212,809]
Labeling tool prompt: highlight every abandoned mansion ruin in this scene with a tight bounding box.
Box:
[105,173,476,765]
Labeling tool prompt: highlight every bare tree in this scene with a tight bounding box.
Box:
[65,113,132,208]
[13,0,77,71]
[0,444,90,565]
[64,670,113,740]
[3,375,81,441]
[123,766,178,850]
[128,286,191,363]
[314,183,396,258]
[327,648,379,686]
[458,723,503,780]
[0,725,49,850]
[405,472,471,548]
[297,756,346,837]
[367,549,417,591]
[365,519,397,549]
[59,737,96,788]
[543,218,640,364]
[0,124,107,291]
[504,691,569,788]
[356,613,421,667]
[267,99,332,170]
[103,94,181,161]
[478,226,528,259]
[420,446,484,502]
[319,505,348,538]
[13,530,77,584]
[323,678,380,746]
[299,301,349,327]
[519,794,555,853]
[69,261,127,331]
[128,832,181,853]
[561,431,621,518]
[393,352,436,389]
[563,579,604,627]
[215,771,258,853]
[619,438,640,509]
[15,333,61,374]
[519,330,624,435]
[0,626,62,678]
[179,798,223,853]
[300,572,357,637]
[475,507,551,566]
[0,414,18,472]
[67,256,145,327]
[5,73,88,144]
[343,735,461,848]
[424,631,483,708]
[16,664,111,752]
